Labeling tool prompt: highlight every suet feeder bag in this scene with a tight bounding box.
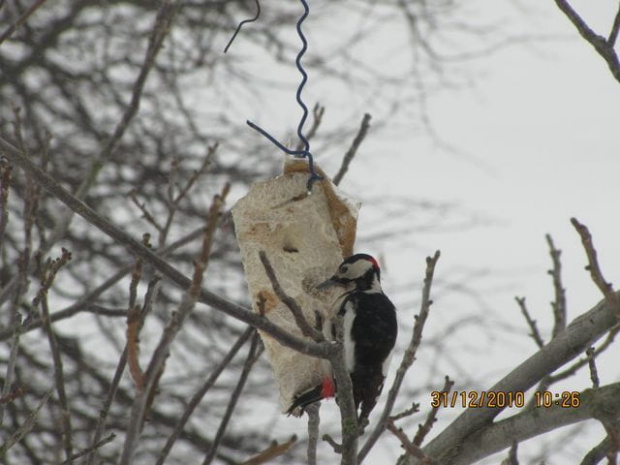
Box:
[232,158,359,411]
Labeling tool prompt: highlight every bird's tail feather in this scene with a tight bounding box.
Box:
[286,377,335,416]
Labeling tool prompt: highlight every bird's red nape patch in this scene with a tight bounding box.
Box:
[367,256,380,270]
[321,377,336,398]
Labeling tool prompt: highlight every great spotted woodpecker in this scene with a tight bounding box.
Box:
[287,254,398,423]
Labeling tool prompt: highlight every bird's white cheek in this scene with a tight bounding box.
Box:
[342,308,356,372]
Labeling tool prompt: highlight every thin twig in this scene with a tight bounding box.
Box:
[333,113,371,186]
[571,217,620,319]
[202,333,263,465]
[503,440,519,465]
[126,305,145,391]
[358,251,440,463]
[386,418,433,463]
[515,297,545,349]
[126,254,146,390]
[602,422,620,464]
[322,433,343,454]
[0,0,48,46]
[546,234,567,337]
[413,376,454,447]
[130,191,162,233]
[129,237,146,308]
[0,385,27,405]
[553,0,620,83]
[306,403,321,465]
[296,103,325,151]
[259,250,324,342]
[37,248,74,460]
[0,159,18,425]
[544,330,617,385]
[155,327,255,465]
[0,159,11,262]
[0,390,52,456]
[0,314,21,425]
[241,435,298,465]
[609,3,620,46]
[57,433,115,465]
[84,277,161,465]
[580,435,614,465]
[391,402,420,422]
[586,347,600,389]
[171,145,217,206]
[160,145,218,248]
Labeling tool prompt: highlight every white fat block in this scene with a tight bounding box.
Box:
[232,159,359,412]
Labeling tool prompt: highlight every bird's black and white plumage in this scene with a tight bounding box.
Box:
[287,254,398,422]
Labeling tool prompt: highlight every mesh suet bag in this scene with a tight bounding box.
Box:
[232,158,359,411]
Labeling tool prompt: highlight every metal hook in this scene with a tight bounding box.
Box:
[223,0,261,54]
[239,0,323,191]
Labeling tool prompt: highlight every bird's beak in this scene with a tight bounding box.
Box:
[316,277,337,290]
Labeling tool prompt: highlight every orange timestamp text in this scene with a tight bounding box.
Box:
[430,390,581,409]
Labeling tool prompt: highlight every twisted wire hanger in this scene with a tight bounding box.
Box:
[225,0,323,192]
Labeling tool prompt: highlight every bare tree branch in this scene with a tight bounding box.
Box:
[543,328,616,386]
[571,217,620,319]
[448,383,620,465]
[58,433,115,465]
[609,3,620,46]
[333,113,372,186]
[0,159,10,261]
[581,434,616,465]
[296,104,325,151]
[413,376,454,447]
[241,435,298,465]
[0,0,48,46]
[390,403,420,422]
[387,418,433,463]
[259,250,324,342]
[319,311,360,464]
[306,403,321,465]
[546,234,567,337]
[502,440,519,465]
[515,296,545,349]
[586,346,600,388]
[37,248,74,460]
[553,0,620,83]
[402,293,620,464]
[0,390,52,456]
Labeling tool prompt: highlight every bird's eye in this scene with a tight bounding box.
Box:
[340,265,349,274]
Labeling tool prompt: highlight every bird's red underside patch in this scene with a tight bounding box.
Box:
[321,377,336,398]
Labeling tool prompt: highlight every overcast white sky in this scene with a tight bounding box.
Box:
[231,1,620,463]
